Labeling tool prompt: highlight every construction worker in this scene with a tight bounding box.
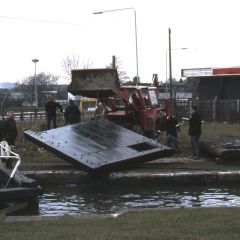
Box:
[2,111,18,168]
[64,99,81,124]
[3,111,18,147]
[45,95,63,129]
[159,108,181,149]
[189,105,202,159]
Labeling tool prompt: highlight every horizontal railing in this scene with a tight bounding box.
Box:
[13,110,96,121]
[13,111,46,121]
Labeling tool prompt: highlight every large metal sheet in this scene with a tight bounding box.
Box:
[24,119,173,173]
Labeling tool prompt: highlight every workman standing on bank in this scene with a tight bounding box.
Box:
[64,99,81,124]
[45,95,63,130]
[159,108,181,149]
[3,111,18,147]
[188,105,202,160]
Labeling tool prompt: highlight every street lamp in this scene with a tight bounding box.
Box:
[93,7,139,84]
[32,58,39,109]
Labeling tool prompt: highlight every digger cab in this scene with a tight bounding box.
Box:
[79,98,98,113]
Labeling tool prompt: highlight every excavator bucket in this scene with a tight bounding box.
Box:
[24,119,173,174]
[68,68,121,98]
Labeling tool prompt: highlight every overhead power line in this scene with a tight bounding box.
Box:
[0,15,84,26]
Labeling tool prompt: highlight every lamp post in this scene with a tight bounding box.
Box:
[32,58,39,109]
[93,7,139,84]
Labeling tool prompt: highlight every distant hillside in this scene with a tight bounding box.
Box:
[0,82,16,89]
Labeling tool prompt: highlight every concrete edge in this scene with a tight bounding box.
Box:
[24,169,240,186]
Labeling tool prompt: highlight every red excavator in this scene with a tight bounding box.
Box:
[68,68,168,139]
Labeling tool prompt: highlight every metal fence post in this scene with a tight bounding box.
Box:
[213,98,217,122]
[20,110,24,121]
[35,108,37,120]
[189,100,192,118]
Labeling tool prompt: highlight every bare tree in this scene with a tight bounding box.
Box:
[62,54,80,79]
[61,55,94,82]
[15,72,59,91]
[22,72,58,85]
[82,58,94,69]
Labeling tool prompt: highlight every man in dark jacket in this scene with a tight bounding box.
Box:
[159,108,181,148]
[3,111,18,146]
[45,95,63,129]
[64,100,81,124]
[188,105,202,159]
[2,111,18,168]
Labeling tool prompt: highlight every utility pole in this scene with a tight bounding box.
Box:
[168,28,173,114]
[112,55,116,69]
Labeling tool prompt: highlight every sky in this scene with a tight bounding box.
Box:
[1,0,240,84]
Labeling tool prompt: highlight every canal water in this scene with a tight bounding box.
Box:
[13,184,240,216]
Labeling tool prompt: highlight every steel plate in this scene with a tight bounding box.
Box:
[24,119,173,173]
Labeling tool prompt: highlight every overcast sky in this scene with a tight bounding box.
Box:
[1,0,240,84]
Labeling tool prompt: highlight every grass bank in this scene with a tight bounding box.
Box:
[1,207,240,240]
[180,121,240,155]
[155,121,240,156]
[15,119,65,163]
